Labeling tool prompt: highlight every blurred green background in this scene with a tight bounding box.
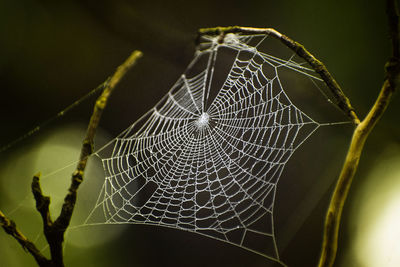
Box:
[0,0,399,266]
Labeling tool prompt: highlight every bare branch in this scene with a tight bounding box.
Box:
[318,1,400,266]
[387,0,400,59]
[0,50,142,267]
[56,50,143,230]
[47,50,142,266]
[0,210,50,266]
[198,26,360,125]
[32,173,52,227]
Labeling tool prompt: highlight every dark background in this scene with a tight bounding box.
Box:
[0,0,399,266]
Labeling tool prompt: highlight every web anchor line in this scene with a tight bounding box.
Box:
[0,79,109,154]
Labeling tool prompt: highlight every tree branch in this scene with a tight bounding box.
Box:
[56,49,143,231]
[388,0,400,59]
[0,50,142,267]
[318,1,400,266]
[198,15,398,266]
[0,210,50,266]
[198,26,360,125]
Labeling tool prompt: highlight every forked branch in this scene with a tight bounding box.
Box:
[318,0,399,266]
[0,50,142,267]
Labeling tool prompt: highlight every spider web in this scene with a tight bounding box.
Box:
[86,33,330,265]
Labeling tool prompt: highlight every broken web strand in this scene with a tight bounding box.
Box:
[76,32,352,267]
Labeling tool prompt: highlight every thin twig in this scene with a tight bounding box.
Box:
[0,50,143,267]
[0,209,50,266]
[56,49,143,231]
[198,26,360,125]
[318,0,399,266]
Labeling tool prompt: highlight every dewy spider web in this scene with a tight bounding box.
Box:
[86,33,336,265]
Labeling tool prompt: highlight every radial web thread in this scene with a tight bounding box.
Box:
[87,33,329,265]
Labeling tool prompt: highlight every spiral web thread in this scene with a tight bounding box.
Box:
[86,33,328,265]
